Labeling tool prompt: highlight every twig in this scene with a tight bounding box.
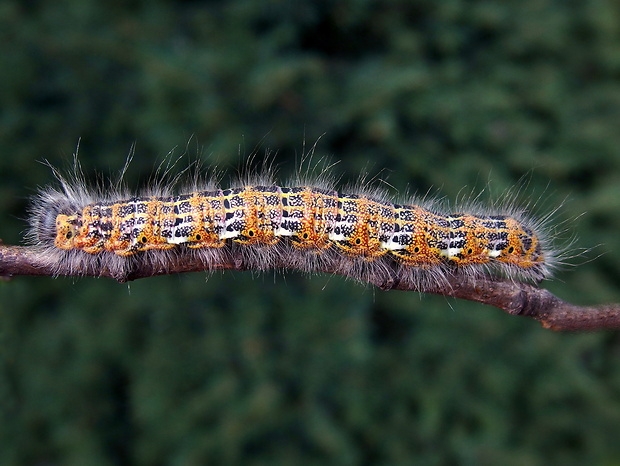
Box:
[0,244,618,331]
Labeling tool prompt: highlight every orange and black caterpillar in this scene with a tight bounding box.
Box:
[30,173,554,286]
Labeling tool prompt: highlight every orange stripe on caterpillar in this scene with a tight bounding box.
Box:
[50,185,546,275]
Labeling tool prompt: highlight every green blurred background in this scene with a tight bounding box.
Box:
[2,1,620,464]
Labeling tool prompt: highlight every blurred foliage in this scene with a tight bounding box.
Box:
[2,0,620,464]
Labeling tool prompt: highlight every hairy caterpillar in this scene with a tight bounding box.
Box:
[27,157,559,289]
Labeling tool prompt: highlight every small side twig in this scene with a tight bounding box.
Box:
[0,244,617,332]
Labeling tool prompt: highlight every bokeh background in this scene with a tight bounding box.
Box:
[2,1,620,464]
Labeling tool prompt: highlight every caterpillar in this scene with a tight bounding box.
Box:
[27,157,559,290]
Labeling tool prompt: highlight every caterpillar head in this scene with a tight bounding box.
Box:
[54,214,80,250]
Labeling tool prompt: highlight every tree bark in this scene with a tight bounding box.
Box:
[1,244,617,331]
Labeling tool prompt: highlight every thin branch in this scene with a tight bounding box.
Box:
[0,244,618,332]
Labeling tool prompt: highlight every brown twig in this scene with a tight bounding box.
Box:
[0,244,618,331]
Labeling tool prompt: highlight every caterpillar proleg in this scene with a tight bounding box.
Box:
[27,157,560,290]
